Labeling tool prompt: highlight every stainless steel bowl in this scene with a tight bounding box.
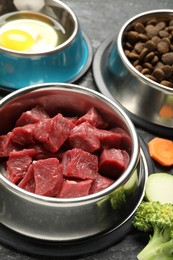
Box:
[0,83,146,241]
[110,10,173,129]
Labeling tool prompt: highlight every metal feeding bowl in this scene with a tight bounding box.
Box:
[0,0,92,90]
[115,10,173,129]
[93,10,173,136]
[0,83,149,249]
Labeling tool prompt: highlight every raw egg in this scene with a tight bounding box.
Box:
[0,29,34,51]
[0,19,58,53]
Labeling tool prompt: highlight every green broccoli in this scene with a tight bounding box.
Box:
[133,201,173,260]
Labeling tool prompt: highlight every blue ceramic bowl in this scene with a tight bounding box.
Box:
[0,0,92,89]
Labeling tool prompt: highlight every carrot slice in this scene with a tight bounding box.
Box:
[148,137,173,167]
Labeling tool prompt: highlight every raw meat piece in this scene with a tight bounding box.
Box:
[33,118,51,142]
[15,105,49,126]
[29,143,57,160]
[6,149,37,184]
[99,148,130,179]
[68,122,100,153]
[0,132,20,157]
[0,106,132,198]
[18,164,35,193]
[97,129,122,149]
[112,127,132,151]
[11,124,36,146]
[46,113,75,152]
[33,158,63,197]
[89,174,114,194]
[34,114,75,153]
[62,148,98,180]
[75,107,108,129]
[59,179,93,198]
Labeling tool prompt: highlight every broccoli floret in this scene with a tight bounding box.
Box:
[133,201,173,260]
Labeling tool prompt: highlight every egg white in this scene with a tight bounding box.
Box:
[0,18,58,52]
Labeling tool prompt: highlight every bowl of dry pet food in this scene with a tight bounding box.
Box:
[108,10,173,132]
[0,83,149,253]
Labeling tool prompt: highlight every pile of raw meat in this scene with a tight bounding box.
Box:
[0,105,131,198]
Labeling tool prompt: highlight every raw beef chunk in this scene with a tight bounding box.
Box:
[28,144,58,160]
[34,114,75,152]
[112,127,131,151]
[6,149,37,184]
[75,107,107,129]
[0,105,132,198]
[15,105,49,126]
[18,164,35,193]
[11,124,36,146]
[97,129,122,149]
[59,179,93,198]
[0,132,20,157]
[33,118,51,145]
[33,158,63,197]
[89,174,114,194]
[62,148,98,180]
[99,149,130,178]
[69,122,100,153]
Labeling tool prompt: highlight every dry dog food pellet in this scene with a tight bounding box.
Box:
[123,17,173,88]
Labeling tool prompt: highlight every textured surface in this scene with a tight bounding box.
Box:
[0,0,173,259]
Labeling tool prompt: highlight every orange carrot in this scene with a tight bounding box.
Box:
[148,137,173,167]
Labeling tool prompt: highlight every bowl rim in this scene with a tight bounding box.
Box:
[0,83,140,204]
[0,0,79,57]
[117,9,173,94]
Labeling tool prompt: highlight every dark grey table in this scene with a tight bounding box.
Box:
[0,0,173,259]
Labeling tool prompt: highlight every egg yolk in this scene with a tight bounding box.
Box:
[0,29,34,51]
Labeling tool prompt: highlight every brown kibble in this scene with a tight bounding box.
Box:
[141,68,151,75]
[162,65,173,79]
[133,60,140,66]
[135,65,143,72]
[134,22,145,33]
[160,80,173,88]
[159,30,169,38]
[155,21,166,31]
[146,25,159,38]
[151,55,159,64]
[169,19,173,26]
[134,42,145,53]
[162,52,173,65]
[153,68,165,82]
[139,47,149,61]
[145,74,157,81]
[124,49,131,57]
[155,61,164,68]
[144,51,155,62]
[146,18,157,26]
[126,31,139,43]
[128,52,139,60]
[157,41,169,54]
[138,33,149,42]
[145,40,156,51]
[123,17,173,86]
[162,37,171,45]
[166,25,173,32]
[144,62,154,71]
[151,36,161,44]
